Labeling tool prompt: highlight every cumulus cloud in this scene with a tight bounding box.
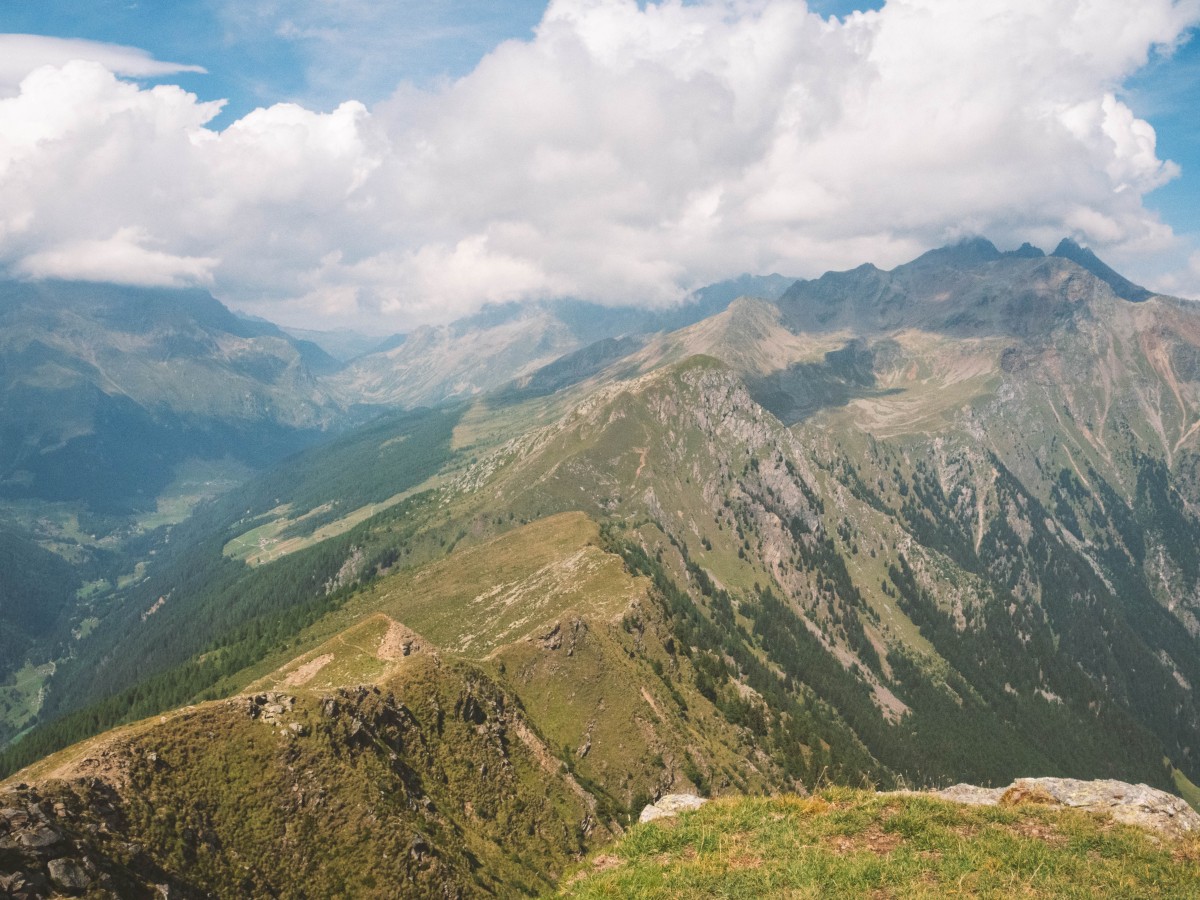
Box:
[16,228,218,287]
[0,0,1197,330]
[0,34,205,95]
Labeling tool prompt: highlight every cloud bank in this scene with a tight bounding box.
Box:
[0,0,1197,329]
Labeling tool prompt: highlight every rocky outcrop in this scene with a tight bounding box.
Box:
[639,793,708,823]
[919,778,1200,839]
[239,690,296,726]
[0,781,158,899]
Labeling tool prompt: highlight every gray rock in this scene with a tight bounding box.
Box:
[917,777,1200,839]
[48,857,92,891]
[18,823,63,849]
[639,793,707,823]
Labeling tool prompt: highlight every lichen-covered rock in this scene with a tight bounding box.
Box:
[639,793,707,823]
[47,857,91,892]
[923,778,1200,839]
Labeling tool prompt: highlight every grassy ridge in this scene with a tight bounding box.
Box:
[561,789,1200,898]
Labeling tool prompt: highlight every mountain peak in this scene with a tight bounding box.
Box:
[1050,239,1153,303]
[1008,242,1046,259]
[907,237,1002,269]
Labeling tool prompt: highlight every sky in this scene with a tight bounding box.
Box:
[1,0,1199,332]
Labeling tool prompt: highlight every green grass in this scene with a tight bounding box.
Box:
[559,789,1200,898]
[342,512,641,655]
[1170,763,1200,814]
[0,661,55,744]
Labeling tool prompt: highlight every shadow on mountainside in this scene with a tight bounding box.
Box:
[747,338,902,426]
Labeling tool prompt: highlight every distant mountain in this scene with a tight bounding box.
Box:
[1050,237,1154,302]
[3,244,1199,895]
[329,274,794,408]
[774,236,1158,338]
[277,324,388,364]
[0,281,343,513]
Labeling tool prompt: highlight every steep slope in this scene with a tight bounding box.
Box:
[767,241,1200,780]
[448,347,1195,787]
[0,281,356,747]
[0,526,80,699]
[1,657,607,898]
[0,514,795,897]
[0,280,342,512]
[3,241,1200,896]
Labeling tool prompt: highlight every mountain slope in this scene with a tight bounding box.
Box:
[0,280,342,513]
[0,514,798,897]
[3,241,1200,895]
[329,276,794,409]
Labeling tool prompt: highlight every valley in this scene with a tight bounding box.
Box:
[3,240,1200,896]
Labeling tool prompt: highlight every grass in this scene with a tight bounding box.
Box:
[249,614,399,693]
[559,788,1200,898]
[134,456,255,532]
[1170,763,1200,814]
[0,661,55,741]
[342,512,642,655]
[222,473,449,567]
[6,654,609,898]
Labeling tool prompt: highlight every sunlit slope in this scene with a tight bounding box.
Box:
[435,260,1200,789]
[7,240,1200,822]
[0,514,802,897]
[249,513,791,810]
[2,652,609,898]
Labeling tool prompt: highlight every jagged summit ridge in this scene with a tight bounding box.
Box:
[1050,237,1154,302]
[774,235,1168,338]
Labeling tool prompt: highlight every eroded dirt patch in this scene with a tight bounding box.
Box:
[283,653,334,686]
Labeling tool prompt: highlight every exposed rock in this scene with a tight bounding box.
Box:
[243,691,297,725]
[537,623,563,651]
[18,823,63,850]
[47,857,91,892]
[920,778,1200,839]
[377,619,426,660]
[534,618,587,656]
[639,793,708,823]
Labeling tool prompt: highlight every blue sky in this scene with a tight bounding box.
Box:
[0,2,887,121]
[0,1,551,121]
[1125,34,1200,234]
[0,0,1197,329]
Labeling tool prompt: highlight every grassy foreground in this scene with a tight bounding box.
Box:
[559,789,1200,899]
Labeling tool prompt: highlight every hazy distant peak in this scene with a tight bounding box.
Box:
[907,237,1003,269]
[1008,242,1046,259]
[1050,238,1153,303]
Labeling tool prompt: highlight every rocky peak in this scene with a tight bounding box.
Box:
[1050,238,1153,302]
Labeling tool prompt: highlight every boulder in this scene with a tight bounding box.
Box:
[639,793,707,823]
[48,857,91,892]
[924,778,1200,839]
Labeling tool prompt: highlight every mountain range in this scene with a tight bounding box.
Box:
[2,238,1199,896]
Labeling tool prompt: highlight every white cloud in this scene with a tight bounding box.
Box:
[1,0,1198,330]
[16,227,218,287]
[0,34,205,95]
